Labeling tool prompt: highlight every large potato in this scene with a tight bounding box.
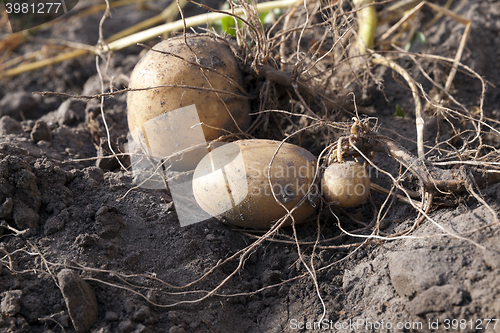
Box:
[127,35,251,170]
[321,161,370,207]
[192,139,318,229]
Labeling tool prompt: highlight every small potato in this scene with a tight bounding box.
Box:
[127,35,251,169]
[321,161,370,207]
[192,139,318,229]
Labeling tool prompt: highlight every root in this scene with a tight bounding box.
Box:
[370,53,425,159]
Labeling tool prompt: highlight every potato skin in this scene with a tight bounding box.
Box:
[321,161,370,207]
[127,35,251,169]
[192,139,318,229]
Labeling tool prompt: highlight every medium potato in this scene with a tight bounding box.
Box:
[192,139,318,229]
[127,35,251,169]
[321,161,370,207]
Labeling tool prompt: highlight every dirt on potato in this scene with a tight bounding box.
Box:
[1,0,500,332]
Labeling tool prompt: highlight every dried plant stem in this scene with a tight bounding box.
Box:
[352,0,377,55]
[107,0,306,51]
[106,0,189,43]
[370,182,421,206]
[370,54,425,159]
[2,49,88,78]
[1,0,307,79]
[355,130,500,194]
[379,1,471,92]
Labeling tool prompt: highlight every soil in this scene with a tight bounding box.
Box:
[1,0,500,332]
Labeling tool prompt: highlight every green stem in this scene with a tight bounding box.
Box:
[106,0,307,53]
[1,0,307,78]
[353,0,377,55]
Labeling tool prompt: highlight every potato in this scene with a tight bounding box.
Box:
[127,35,251,170]
[321,161,370,207]
[192,139,318,229]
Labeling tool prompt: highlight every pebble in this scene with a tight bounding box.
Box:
[0,116,23,135]
[56,99,86,126]
[30,120,52,143]
[1,290,22,316]
[57,269,98,333]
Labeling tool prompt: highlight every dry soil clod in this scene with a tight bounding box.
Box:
[58,269,98,333]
